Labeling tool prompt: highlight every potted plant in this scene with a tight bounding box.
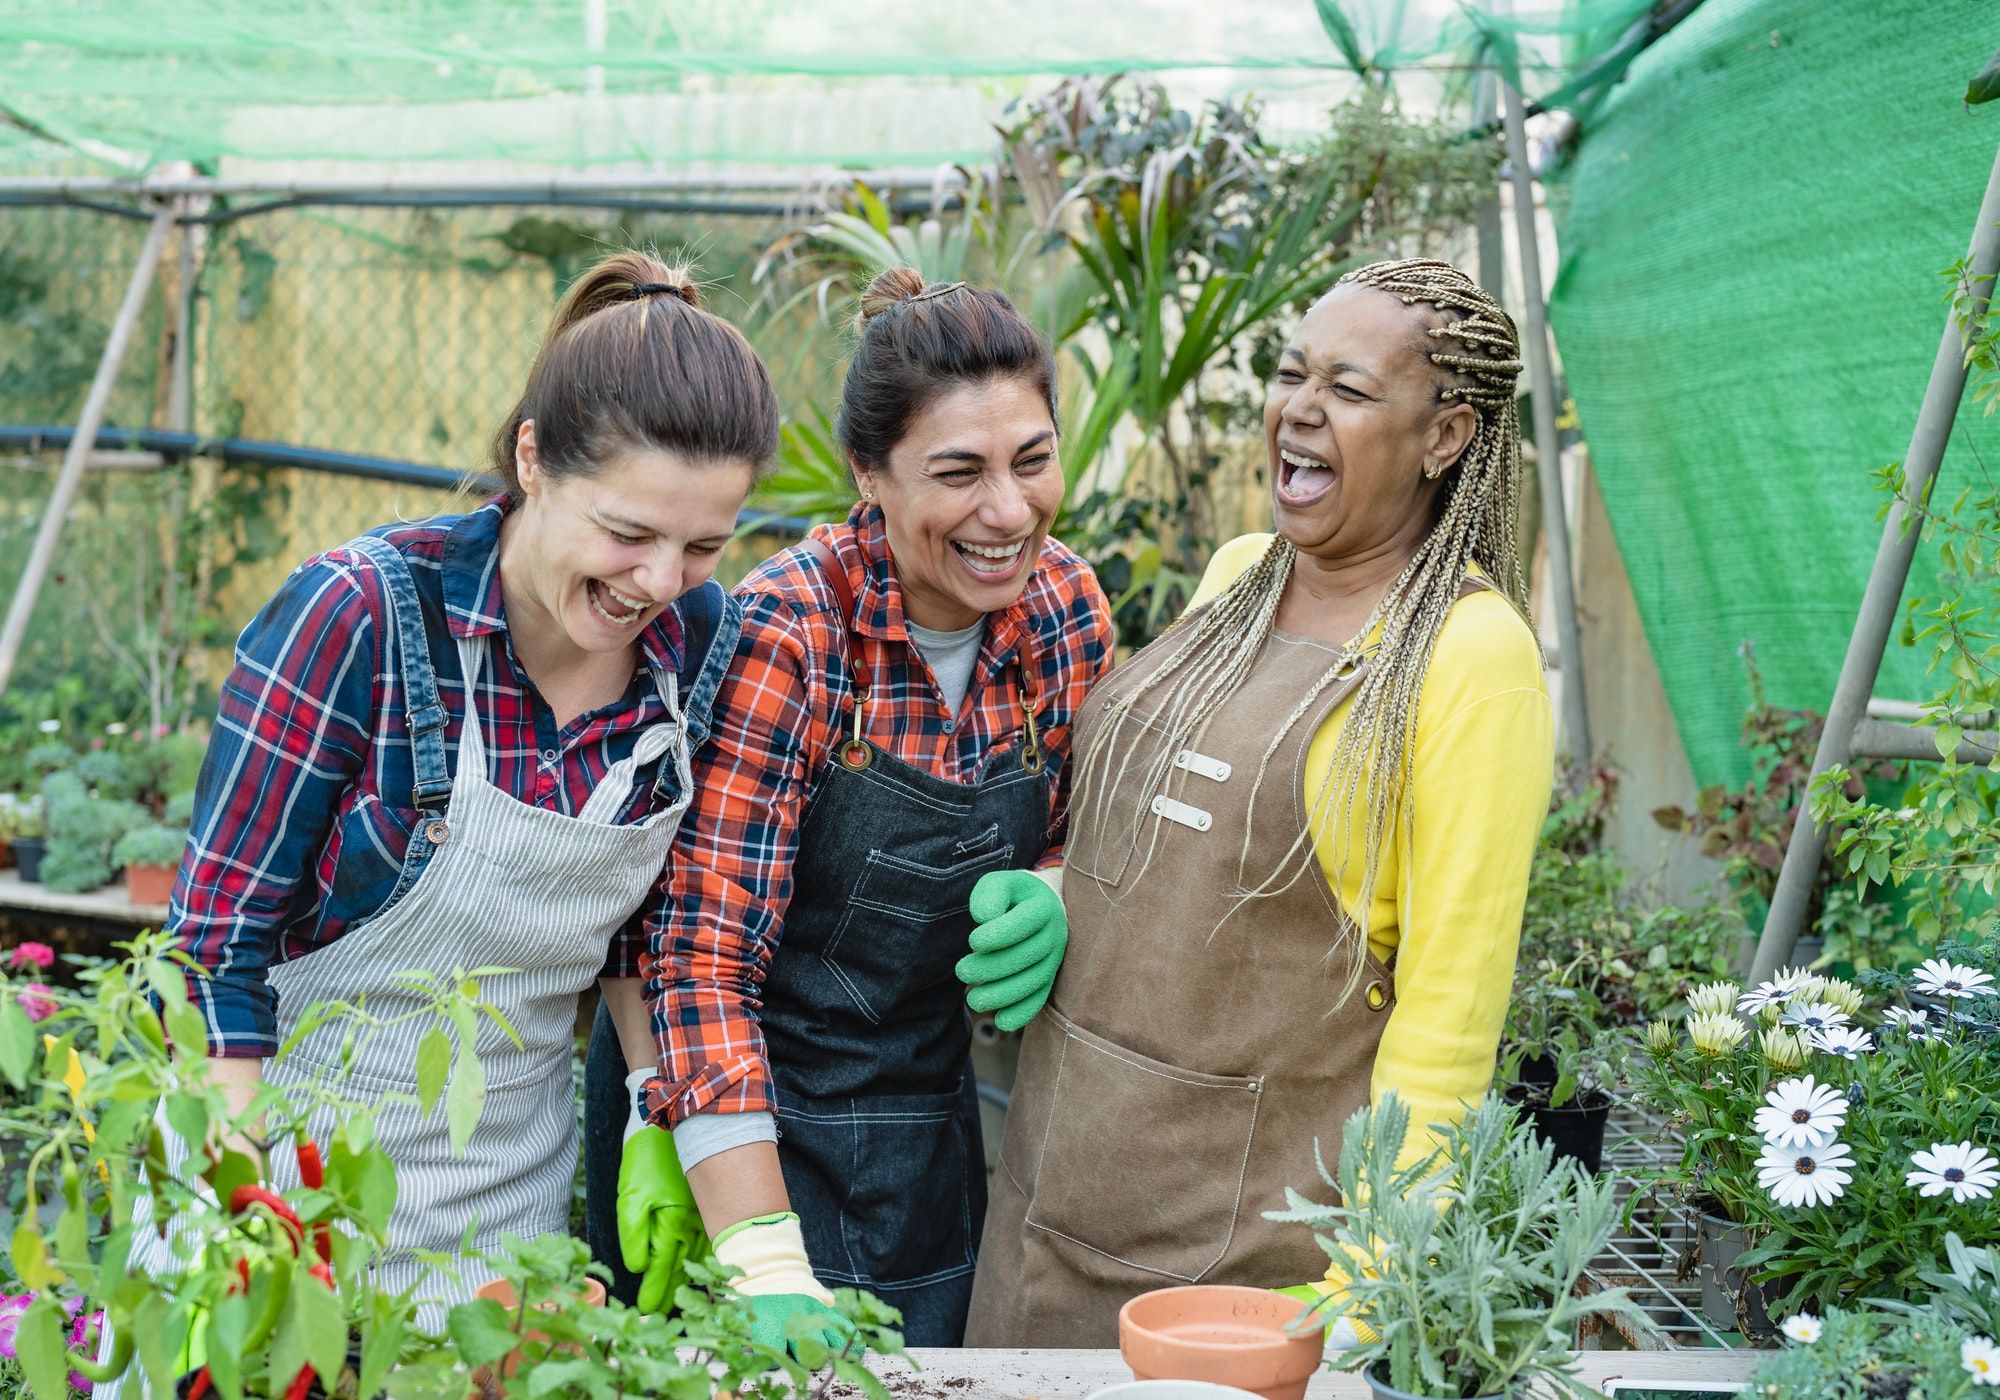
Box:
[1267,1094,1644,1399]
[1496,966,1628,1173]
[1749,1305,1992,1400]
[0,796,46,883]
[37,771,146,894]
[112,823,187,905]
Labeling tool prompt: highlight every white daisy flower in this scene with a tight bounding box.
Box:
[1811,1026,1872,1059]
[1782,1003,1852,1035]
[1884,1006,1931,1037]
[1780,1313,1823,1344]
[1913,958,1997,1000]
[1964,1336,2000,1386]
[1686,981,1741,1019]
[1757,1138,1855,1208]
[1754,1075,1849,1148]
[1908,1143,2000,1204]
[35,718,59,733]
[1688,1012,1748,1057]
[1738,967,1821,1014]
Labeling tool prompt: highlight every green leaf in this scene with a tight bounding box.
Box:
[416,1025,450,1117]
[164,999,209,1059]
[0,990,35,1089]
[358,1309,406,1400]
[15,1297,72,1400]
[1969,45,2000,104]
[446,1297,520,1367]
[204,1146,260,1210]
[11,1223,59,1289]
[295,1266,347,1384]
[445,1041,486,1157]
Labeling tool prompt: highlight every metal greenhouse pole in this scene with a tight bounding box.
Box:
[1502,81,1592,764]
[1747,135,2000,987]
[0,202,176,703]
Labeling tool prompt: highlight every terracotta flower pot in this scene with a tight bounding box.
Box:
[1089,1382,1267,1400]
[472,1276,608,1378]
[127,862,176,905]
[1119,1286,1324,1400]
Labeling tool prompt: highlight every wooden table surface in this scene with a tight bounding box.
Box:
[0,868,167,925]
[885,1349,1767,1400]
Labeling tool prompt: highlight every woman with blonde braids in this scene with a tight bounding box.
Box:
[966,258,1553,1345]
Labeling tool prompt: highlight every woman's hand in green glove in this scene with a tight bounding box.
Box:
[616,1081,710,1314]
[955,867,1067,1032]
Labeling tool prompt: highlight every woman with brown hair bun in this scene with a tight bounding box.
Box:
[619,269,1113,1346]
[967,258,1552,1345]
[163,249,778,1306]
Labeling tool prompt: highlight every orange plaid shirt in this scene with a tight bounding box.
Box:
[642,504,1113,1125]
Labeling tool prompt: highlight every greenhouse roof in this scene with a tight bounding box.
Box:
[0,0,1659,175]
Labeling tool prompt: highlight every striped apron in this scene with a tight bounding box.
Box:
[101,536,691,1394]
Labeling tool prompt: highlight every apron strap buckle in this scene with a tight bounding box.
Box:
[840,687,874,770]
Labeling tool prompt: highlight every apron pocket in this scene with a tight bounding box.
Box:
[819,844,1017,1024]
[777,1086,980,1288]
[1022,1009,1261,1283]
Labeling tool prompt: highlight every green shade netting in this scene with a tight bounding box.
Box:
[1548,0,2000,787]
[0,0,1653,172]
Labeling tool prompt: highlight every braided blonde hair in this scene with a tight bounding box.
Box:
[1073,258,1530,1000]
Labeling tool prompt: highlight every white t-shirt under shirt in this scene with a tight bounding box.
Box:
[668,613,990,1170]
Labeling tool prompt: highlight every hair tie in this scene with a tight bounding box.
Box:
[629,282,689,302]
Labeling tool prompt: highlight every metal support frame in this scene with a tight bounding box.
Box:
[1746,135,2000,987]
[1472,66,1506,300]
[1503,82,1592,765]
[0,206,177,704]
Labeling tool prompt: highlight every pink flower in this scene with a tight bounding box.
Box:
[68,1305,99,1391]
[0,1293,32,1360]
[9,943,54,971]
[17,985,57,1022]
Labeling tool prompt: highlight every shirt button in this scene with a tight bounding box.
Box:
[942,720,955,733]
[540,748,557,763]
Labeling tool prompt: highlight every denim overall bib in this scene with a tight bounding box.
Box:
[758,540,1051,1345]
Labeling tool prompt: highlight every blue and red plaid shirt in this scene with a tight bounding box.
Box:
[173,498,740,1057]
[643,503,1114,1125]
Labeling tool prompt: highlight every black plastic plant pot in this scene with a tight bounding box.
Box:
[13,836,43,883]
[1364,1361,1513,1400]
[1505,1086,1612,1174]
[1507,1051,1559,1088]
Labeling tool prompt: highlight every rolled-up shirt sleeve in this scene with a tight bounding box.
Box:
[643,593,823,1126]
[173,557,380,1057]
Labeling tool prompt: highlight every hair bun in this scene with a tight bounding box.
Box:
[857,266,929,326]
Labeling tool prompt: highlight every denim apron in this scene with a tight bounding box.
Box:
[757,540,1051,1345]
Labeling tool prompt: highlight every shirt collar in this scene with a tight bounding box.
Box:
[440,495,684,674]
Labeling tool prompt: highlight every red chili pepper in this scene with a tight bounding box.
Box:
[295,1139,324,1190]
[185,1367,213,1400]
[283,1367,315,1400]
[312,1222,334,1264]
[310,1261,335,1290]
[233,1257,251,1293]
[229,1184,305,1253]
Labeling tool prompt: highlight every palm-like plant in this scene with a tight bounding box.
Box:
[1002,77,1380,561]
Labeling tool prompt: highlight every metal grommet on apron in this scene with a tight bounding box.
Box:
[755,537,1054,1347]
[99,534,698,1394]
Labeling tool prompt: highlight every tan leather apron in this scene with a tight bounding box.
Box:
[965,612,1403,1347]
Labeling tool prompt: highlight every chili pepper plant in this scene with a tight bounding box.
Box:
[0,929,518,1400]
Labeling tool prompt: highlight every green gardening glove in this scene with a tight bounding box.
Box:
[616,1073,710,1314]
[955,867,1067,1032]
[713,1213,851,1355]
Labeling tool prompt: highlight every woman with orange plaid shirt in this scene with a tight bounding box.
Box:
[588,269,1113,1345]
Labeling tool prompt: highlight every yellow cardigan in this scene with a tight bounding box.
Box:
[1187,534,1552,1168]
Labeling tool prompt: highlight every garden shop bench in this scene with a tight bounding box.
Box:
[0,868,167,924]
[875,1349,1763,1400]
